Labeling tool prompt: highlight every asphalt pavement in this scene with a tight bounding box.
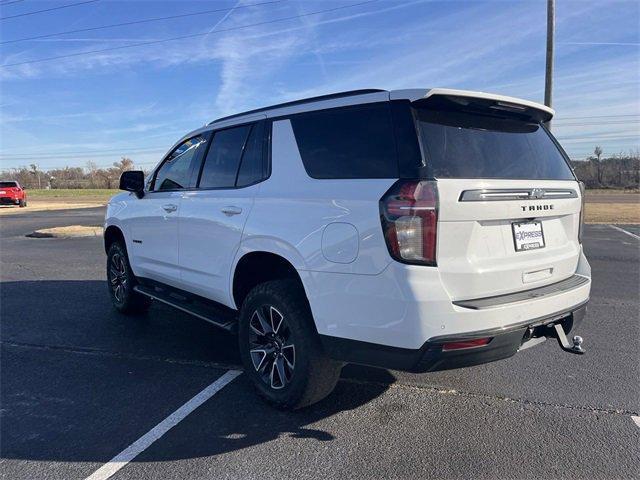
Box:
[1,207,638,479]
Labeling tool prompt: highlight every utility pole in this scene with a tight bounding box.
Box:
[544,0,555,129]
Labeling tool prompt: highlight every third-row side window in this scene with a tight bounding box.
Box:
[290,103,398,179]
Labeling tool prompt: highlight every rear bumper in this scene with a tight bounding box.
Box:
[320,303,587,372]
[306,248,591,350]
[0,197,20,205]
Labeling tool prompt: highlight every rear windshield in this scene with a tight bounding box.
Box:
[0,182,17,188]
[415,109,575,180]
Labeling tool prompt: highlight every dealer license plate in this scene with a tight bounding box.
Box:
[512,221,545,252]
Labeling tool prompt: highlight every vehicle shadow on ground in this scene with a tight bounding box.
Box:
[1,280,395,462]
[138,372,395,462]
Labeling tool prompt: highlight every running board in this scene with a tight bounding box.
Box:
[133,284,237,332]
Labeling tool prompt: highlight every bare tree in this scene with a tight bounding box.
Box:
[593,146,604,185]
[110,157,134,177]
[594,146,603,161]
[572,148,640,189]
[1,159,143,189]
[95,169,113,189]
[85,161,99,188]
[29,164,42,189]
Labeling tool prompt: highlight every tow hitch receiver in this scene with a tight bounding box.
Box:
[547,322,585,355]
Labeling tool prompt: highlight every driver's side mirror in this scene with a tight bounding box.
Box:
[119,170,145,198]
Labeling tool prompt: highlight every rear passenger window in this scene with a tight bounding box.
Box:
[236,122,265,187]
[199,125,251,189]
[153,135,207,191]
[290,103,398,179]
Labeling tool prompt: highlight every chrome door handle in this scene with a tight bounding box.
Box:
[162,203,178,213]
[221,206,242,216]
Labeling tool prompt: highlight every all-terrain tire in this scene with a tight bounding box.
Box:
[238,279,342,409]
[106,241,151,314]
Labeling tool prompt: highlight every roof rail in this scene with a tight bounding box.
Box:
[208,89,387,125]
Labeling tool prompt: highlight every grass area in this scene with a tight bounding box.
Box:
[586,188,639,194]
[27,225,104,238]
[27,189,119,199]
[584,203,640,224]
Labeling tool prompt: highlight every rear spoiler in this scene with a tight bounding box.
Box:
[393,88,554,123]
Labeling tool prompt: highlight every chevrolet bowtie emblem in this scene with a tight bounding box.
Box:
[530,188,545,199]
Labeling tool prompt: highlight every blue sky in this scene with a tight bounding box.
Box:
[0,0,638,171]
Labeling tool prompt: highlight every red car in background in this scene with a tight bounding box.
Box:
[0,181,27,207]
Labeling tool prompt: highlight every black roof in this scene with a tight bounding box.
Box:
[208,89,386,125]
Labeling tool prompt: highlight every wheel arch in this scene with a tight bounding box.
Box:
[231,251,315,332]
[104,225,125,254]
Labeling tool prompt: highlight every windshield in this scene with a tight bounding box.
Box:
[415,109,575,180]
[0,182,17,188]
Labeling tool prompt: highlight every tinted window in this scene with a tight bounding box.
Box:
[416,109,575,180]
[199,125,251,189]
[236,122,265,187]
[154,135,207,191]
[0,182,17,188]
[290,103,398,179]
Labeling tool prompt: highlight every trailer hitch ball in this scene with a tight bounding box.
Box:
[549,322,586,355]
[572,335,585,353]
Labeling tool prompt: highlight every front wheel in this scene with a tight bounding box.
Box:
[238,279,342,409]
[106,241,150,314]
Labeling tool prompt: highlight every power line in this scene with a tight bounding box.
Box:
[1,124,633,156]
[3,134,637,161]
[0,0,379,67]
[0,0,282,45]
[0,146,168,158]
[2,160,158,170]
[555,114,640,120]
[1,124,635,158]
[554,120,640,127]
[1,156,164,165]
[0,0,98,21]
[557,135,640,141]
[0,152,166,161]
[0,0,26,7]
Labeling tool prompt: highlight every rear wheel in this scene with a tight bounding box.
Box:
[18,199,26,207]
[106,241,150,314]
[238,279,342,409]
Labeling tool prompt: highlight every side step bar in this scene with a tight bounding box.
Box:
[133,284,237,332]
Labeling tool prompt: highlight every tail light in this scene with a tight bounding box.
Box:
[380,180,438,266]
[578,181,585,244]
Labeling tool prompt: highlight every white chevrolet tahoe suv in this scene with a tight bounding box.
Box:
[105,88,591,408]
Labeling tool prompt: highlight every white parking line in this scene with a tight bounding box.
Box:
[633,416,640,428]
[85,370,242,480]
[608,224,640,240]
